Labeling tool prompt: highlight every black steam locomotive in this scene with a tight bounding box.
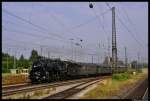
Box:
[29,56,126,83]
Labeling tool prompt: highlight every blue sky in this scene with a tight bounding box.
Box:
[2,2,148,63]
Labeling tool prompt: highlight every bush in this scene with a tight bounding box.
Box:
[2,67,10,73]
[112,73,131,81]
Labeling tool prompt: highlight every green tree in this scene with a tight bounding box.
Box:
[17,54,31,69]
[18,54,25,68]
[29,49,38,62]
[2,52,14,73]
[20,54,24,61]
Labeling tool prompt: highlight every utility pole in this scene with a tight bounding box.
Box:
[138,52,140,63]
[74,47,76,62]
[107,37,111,66]
[112,7,118,73]
[70,38,74,61]
[137,52,140,70]
[92,55,93,64]
[88,4,118,72]
[40,46,43,57]
[7,48,9,72]
[98,43,101,64]
[125,47,128,71]
[13,51,16,69]
[103,44,107,63]
[48,51,50,58]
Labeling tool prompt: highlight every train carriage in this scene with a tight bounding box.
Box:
[29,56,125,83]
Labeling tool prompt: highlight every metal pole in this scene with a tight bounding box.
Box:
[40,46,42,57]
[74,46,76,61]
[14,51,16,69]
[72,41,73,60]
[98,43,100,64]
[108,37,110,65]
[48,51,50,58]
[137,52,140,70]
[7,49,9,72]
[103,44,105,61]
[112,7,118,73]
[70,39,74,61]
[92,55,93,64]
[125,47,128,71]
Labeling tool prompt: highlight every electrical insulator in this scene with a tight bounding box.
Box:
[89,3,93,8]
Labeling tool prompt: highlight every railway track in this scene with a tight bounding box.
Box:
[2,78,96,91]
[44,79,101,99]
[2,76,110,97]
[122,78,148,99]
[142,88,148,100]
[2,83,31,91]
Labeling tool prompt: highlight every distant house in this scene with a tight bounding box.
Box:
[10,69,18,74]
[10,68,29,74]
[131,61,138,69]
[21,69,29,74]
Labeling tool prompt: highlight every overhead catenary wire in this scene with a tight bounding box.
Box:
[3,26,69,44]
[3,40,68,59]
[102,8,110,35]
[90,6,111,38]
[67,7,112,31]
[3,9,81,46]
[105,2,145,49]
[3,3,146,63]
[116,14,145,49]
[67,16,98,31]
[2,44,67,60]
[105,2,111,9]
[3,20,78,48]
[3,43,63,54]
[118,2,146,44]
[3,39,101,61]
[3,19,53,43]
[97,4,112,59]
[105,2,147,65]
[3,26,73,55]
[3,5,111,57]
[3,19,36,31]
[38,3,111,45]
[104,2,129,50]
[118,3,134,26]
[3,26,101,58]
[37,3,84,41]
[2,9,69,41]
[3,22,100,58]
[2,8,103,60]
[90,7,110,60]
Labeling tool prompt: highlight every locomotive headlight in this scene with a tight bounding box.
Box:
[34,65,37,68]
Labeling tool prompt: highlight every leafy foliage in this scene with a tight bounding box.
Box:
[29,49,38,62]
[2,49,39,73]
[112,73,131,81]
